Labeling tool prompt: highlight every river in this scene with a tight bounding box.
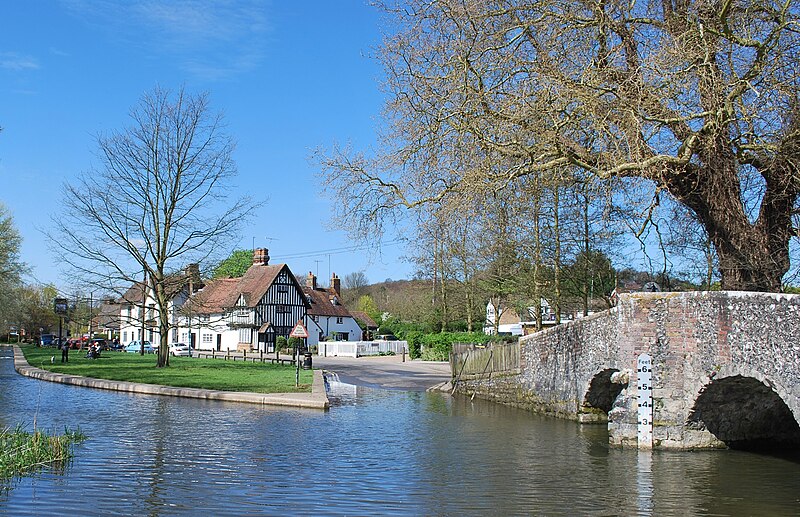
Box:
[1,347,799,515]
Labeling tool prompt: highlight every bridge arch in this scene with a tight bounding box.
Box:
[688,375,800,451]
[579,368,627,423]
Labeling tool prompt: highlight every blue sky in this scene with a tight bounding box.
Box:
[1,0,413,290]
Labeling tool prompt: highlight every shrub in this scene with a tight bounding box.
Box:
[288,337,304,353]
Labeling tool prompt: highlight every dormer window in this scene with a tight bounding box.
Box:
[306,295,314,304]
[332,296,339,306]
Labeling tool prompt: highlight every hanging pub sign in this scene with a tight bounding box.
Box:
[54,298,69,315]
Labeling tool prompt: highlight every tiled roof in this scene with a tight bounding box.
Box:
[119,269,201,305]
[190,263,300,315]
[229,264,285,308]
[190,278,239,314]
[120,282,146,305]
[350,310,378,328]
[303,286,353,318]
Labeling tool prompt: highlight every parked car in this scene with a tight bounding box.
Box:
[168,343,191,357]
[124,341,155,353]
[375,334,398,341]
[39,334,56,347]
[68,338,83,350]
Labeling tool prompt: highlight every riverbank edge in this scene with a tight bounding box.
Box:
[9,345,329,410]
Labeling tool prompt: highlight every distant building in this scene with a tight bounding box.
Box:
[350,310,379,340]
[91,297,121,340]
[484,298,556,336]
[302,272,362,346]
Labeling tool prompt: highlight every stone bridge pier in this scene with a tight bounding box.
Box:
[455,291,800,450]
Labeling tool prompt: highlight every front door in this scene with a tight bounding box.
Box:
[216,334,221,351]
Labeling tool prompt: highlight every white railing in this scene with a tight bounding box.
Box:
[317,340,408,358]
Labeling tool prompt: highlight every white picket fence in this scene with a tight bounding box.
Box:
[317,340,408,358]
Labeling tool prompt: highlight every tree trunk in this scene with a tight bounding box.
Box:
[665,156,794,292]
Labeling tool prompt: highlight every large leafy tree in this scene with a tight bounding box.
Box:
[52,87,255,367]
[0,203,25,332]
[213,249,253,279]
[321,0,800,292]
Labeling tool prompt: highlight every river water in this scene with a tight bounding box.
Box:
[1,347,799,516]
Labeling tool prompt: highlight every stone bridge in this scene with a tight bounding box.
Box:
[452,291,800,450]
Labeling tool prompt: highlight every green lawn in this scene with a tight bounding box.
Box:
[20,345,313,393]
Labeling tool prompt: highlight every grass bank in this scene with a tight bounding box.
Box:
[0,426,86,480]
[19,345,313,393]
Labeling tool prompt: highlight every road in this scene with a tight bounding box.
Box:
[310,353,452,391]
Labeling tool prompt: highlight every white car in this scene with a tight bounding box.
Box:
[168,342,191,357]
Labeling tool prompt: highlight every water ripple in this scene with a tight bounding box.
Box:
[2,348,800,515]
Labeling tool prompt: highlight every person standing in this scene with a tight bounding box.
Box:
[61,340,69,363]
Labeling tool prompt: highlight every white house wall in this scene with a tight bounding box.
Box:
[304,316,362,346]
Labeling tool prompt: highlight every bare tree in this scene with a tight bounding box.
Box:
[320,0,800,292]
[343,271,370,291]
[50,87,256,367]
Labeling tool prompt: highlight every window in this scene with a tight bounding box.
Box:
[122,331,127,342]
[336,317,343,324]
[311,315,319,322]
[181,332,188,342]
[277,305,291,314]
[238,328,252,344]
[277,285,288,294]
[202,334,213,344]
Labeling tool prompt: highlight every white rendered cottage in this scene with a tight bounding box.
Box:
[118,264,202,347]
[302,272,362,347]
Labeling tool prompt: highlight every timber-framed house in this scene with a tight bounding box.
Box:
[187,248,309,352]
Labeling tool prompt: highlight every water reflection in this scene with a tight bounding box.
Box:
[2,347,800,515]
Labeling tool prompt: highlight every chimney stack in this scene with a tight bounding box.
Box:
[307,271,317,290]
[185,263,203,293]
[331,272,341,297]
[253,248,270,266]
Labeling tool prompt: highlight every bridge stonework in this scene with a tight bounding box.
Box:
[455,291,800,450]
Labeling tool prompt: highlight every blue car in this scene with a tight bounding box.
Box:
[124,341,155,353]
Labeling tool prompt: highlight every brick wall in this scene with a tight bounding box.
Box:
[455,291,800,450]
